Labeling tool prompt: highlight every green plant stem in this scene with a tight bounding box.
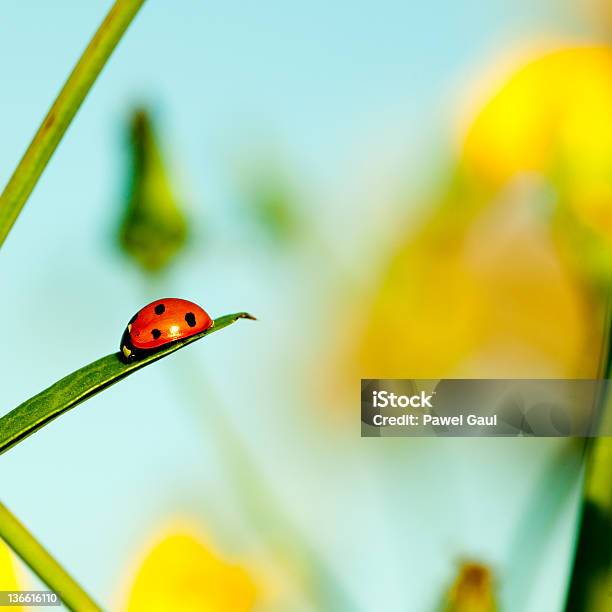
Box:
[0,501,101,611]
[564,438,612,612]
[564,291,612,611]
[0,0,146,247]
[175,363,363,612]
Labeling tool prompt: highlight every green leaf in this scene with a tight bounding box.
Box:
[0,312,254,456]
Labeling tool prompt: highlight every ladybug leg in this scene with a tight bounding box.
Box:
[119,327,138,363]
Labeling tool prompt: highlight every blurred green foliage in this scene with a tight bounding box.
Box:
[240,164,300,246]
[118,109,188,272]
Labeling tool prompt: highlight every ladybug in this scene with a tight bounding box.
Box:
[120,298,214,363]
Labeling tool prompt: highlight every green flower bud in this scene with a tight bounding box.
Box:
[118,109,188,273]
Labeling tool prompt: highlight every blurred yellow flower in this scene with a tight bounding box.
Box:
[463,45,612,273]
[353,184,601,379]
[345,45,612,382]
[463,46,612,188]
[445,562,496,612]
[124,528,257,612]
[0,541,22,612]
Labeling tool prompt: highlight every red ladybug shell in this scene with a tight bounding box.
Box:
[120,298,213,362]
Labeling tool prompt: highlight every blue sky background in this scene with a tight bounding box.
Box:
[0,1,599,610]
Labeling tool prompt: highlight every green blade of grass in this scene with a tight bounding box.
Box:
[564,434,612,611]
[0,313,254,456]
[0,501,102,611]
[563,292,612,612]
[0,0,146,248]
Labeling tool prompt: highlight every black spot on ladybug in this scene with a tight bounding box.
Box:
[185,312,196,327]
[129,313,138,324]
[154,303,165,315]
[151,328,162,339]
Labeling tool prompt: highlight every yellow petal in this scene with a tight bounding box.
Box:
[463,45,612,245]
[0,541,23,611]
[463,46,612,180]
[125,528,257,612]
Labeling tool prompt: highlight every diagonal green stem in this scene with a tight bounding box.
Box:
[0,0,146,247]
[0,501,101,611]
